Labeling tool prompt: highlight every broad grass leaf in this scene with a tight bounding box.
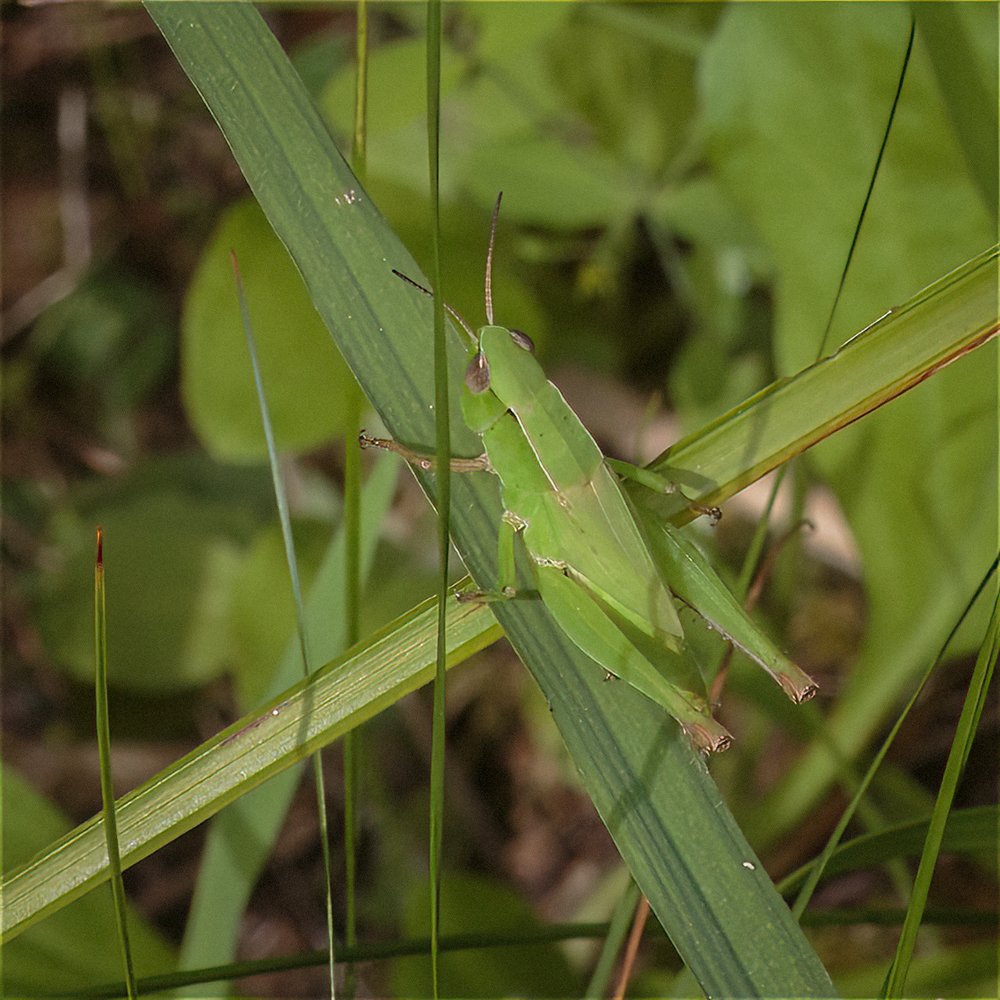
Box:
[1,766,175,996]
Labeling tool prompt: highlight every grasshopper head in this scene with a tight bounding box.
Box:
[465,325,535,395]
[393,194,536,397]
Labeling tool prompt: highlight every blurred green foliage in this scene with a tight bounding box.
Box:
[183,199,355,462]
[390,872,577,998]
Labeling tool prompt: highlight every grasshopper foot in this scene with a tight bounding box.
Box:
[682,720,733,754]
[692,500,722,525]
[605,457,721,523]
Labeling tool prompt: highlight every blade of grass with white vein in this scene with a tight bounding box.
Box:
[3,592,501,944]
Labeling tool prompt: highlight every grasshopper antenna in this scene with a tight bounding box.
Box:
[485,191,503,325]
[391,268,477,344]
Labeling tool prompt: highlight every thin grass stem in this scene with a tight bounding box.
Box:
[231,252,337,998]
[93,529,137,1000]
[425,3,448,997]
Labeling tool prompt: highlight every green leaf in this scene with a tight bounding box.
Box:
[461,134,635,229]
[913,4,998,217]
[319,36,466,199]
[322,35,465,139]
[547,7,703,176]
[39,487,247,692]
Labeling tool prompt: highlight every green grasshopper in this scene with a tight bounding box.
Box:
[362,195,817,752]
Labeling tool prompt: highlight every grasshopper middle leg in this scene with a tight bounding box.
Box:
[456,513,522,604]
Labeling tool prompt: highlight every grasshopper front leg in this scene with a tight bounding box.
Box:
[360,430,518,604]
[359,430,491,473]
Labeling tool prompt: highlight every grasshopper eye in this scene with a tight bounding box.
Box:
[508,328,534,353]
[465,351,491,394]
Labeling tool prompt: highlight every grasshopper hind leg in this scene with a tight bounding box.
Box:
[455,585,516,605]
[606,458,721,523]
[536,564,733,753]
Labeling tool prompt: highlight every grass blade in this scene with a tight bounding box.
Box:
[344,2,370,984]
[232,252,337,996]
[881,582,999,996]
[93,529,137,1000]
[177,456,396,978]
[425,3,448,995]
[3,593,501,944]
[631,245,999,525]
